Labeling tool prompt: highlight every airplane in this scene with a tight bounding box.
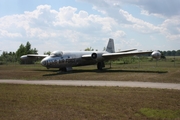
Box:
[20,38,161,71]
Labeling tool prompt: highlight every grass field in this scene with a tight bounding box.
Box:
[0,59,180,83]
[0,59,180,119]
[0,84,180,120]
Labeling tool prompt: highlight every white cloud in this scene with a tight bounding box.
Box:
[160,16,180,40]
[0,5,126,53]
[81,0,180,41]
[119,9,161,33]
[112,30,126,38]
[0,29,22,38]
[83,0,180,17]
[133,0,180,17]
[1,1,180,54]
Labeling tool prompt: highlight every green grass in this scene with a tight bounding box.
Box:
[139,108,180,119]
[0,84,180,120]
[0,60,180,83]
[0,59,180,119]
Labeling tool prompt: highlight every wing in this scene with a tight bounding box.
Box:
[102,51,152,60]
[118,49,137,53]
[82,51,152,61]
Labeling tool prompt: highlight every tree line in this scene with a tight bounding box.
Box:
[160,50,180,56]
[0,41,180,64]
[0,42,37,64]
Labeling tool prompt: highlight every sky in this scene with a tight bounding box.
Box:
[0,0,180,54]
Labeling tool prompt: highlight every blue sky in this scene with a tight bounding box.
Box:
[0,0,96,17]
[0,0,180,54]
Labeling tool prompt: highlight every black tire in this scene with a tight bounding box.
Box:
[60,67,67,72]
[97,62,105,70]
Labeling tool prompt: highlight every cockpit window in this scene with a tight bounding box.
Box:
[50,51,63,57]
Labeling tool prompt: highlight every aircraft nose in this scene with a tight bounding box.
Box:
[41,59,46,66]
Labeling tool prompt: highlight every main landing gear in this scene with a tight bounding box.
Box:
[59,67,72,72]
[97,61,105,70]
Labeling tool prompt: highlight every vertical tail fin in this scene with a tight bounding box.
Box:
[106,38,115,53]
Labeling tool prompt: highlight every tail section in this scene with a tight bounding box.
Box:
[106,38,115,53]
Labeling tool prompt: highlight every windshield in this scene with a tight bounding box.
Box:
[50,51,63,57]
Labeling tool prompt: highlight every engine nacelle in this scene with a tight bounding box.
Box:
[91,53,104,61]
[151,51,161,59]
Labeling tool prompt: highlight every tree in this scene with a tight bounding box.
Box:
[172,50,176,56]
[25,42,38,54]
[44,51,51,55]
[84,47,94,51]
[166,50,172,56]
[25,41,31,54]
[16,44,26,59]
[176,50,180,56]
[16,41,38,64]
[0,51,17,64]
[162,51,167,56]
[84,47,98,51]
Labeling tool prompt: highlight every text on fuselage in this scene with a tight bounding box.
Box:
[43,58,76,66]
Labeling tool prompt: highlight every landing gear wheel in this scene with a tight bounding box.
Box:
[59,67,72,72]
[59,67,67,72]
[97,62,105,70]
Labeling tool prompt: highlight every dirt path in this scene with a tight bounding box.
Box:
[0,79,180,90]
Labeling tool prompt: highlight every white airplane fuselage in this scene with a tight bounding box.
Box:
[41,51,107,69]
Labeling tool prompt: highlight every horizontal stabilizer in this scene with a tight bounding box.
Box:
[21,54,48,60]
